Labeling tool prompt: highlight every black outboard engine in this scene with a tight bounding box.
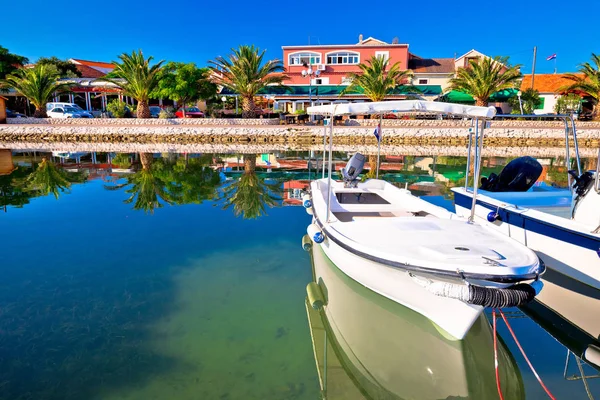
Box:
[341,153,366,187]
[480,156,542,192]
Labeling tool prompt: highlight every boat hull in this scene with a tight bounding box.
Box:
[453,188,600,290]
[315,233,483,340]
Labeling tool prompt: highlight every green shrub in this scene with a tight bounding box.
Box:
[106,100,128,118]
[294,109,306,115]
[159,107,175,119]
[554,94,582,114]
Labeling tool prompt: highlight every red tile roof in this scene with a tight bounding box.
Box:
[408,57,454,73]
[520,73,584,93]
[75,64,107,78]
[71,59,114,69]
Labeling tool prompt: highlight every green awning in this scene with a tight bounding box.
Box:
[438,88,519,104]
[220,84,442,97]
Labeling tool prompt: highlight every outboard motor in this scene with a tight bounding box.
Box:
[480,156,542,192]
[341,153,366,187]
[571,170,600,231]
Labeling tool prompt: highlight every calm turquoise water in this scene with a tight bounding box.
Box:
[0,150,598,399]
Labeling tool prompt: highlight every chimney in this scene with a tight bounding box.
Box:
[392,37,399,44]
[359,34,363,43]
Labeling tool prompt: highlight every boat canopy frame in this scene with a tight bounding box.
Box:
[464,114,582,194]
[307,100,497,223]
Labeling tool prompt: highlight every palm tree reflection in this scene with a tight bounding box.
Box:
[221,154,282,219]
[105,153,221,214]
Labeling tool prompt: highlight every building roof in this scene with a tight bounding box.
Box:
[282,36,408,49]
[75,64,107,78]
[357,36,388,45]
[408,57,455,73]
[520,73,584,93]
[70,59,114,69]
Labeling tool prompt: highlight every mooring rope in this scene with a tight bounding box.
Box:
[493,308,557,400]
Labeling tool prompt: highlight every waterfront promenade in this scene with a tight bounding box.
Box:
[2,118,600,149]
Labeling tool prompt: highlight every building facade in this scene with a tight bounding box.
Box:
[271,36,494,113]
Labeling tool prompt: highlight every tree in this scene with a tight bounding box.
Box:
[508,88,542,114]
[101,50,164,118]
[209,45,286,118]
[448,56,522,106]
[0,64,72,117]
[0,45,28,81]
[341,56,415,101]
[221,154,282,219]
[36,56,82,78]
[153,62,217,117]
[561,53,600,120]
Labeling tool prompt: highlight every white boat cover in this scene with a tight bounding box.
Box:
[306,100,496,119]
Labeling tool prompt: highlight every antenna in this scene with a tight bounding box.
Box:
[392,37,399,44]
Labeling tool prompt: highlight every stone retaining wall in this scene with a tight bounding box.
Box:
[6,117,280,126]
[1,124,599,150]
[2,141,597,159]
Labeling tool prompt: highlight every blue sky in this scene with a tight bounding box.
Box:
[2,0,598,74]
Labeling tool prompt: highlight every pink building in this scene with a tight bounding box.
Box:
[282,36,410,86]
[271,35,452,113]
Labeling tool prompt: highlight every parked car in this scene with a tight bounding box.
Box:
[149,106,161,118]
[48,106,89,118]
[47,102,94,118]
[175,107,204,118]
[6,109,26,118]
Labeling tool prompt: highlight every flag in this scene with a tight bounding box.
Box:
[373,123,382,142]
[546,54,557,61]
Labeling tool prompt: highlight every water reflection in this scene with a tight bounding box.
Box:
[104,153,221,214]
[221,154,283,219]
[306,244,525,399]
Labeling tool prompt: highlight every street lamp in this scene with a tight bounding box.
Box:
[301,62,320,119]
[517,91,524,114]
[221,96,227,112]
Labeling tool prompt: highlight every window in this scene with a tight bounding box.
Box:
[311,77,329,85]
[418,79,428,85]
[54,108,64,113]
[289,52,321,66]
[375,51,389,61]
[326,51,359,65]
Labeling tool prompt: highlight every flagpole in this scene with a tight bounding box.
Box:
[376,113,382,179]
[554,56,557,74]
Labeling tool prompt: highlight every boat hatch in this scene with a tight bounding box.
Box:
[335,192,390,205]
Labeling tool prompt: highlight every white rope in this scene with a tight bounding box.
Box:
[410,274,470,302]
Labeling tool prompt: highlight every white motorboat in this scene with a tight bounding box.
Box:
[303,101,545,340]
[305,243,525,399]
[452,114,600,291]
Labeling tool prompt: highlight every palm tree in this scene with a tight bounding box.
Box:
[341,56,415,101]
[448,56,522,106]
[101,50,164,118]
[222,155,282,219]
[209,45,286,118]
[0,64,72,117]
[561,53,600,120]
[26,157,86,198]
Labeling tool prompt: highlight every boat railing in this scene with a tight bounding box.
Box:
[594,148,600,193]
[465,114,582,192]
